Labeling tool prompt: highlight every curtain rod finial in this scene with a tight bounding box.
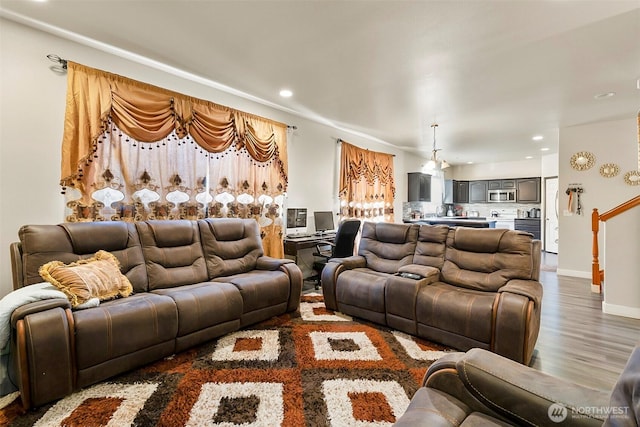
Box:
[47,54,67,69]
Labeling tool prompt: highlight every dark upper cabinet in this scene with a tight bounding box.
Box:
[516,178,541,203]
[469,180,488,203]
[455,181,469,203]
[488,179,516,190]
[488,180,501,190]
[502,180,516,189]
[408,173,431,202]
[444,180,469,203]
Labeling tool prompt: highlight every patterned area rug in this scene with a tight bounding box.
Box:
[0,294,452,426]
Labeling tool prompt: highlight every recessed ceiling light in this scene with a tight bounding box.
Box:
[532,135,543,141]
[525,156,533,159]
[279,89,293,98]
[594,92,615,99]
[540,147,550,151]
[466,161,474,164]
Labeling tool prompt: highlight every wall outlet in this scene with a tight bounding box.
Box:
[563,210,573,216]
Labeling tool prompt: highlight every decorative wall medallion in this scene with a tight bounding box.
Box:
[623,171,640,186]
[570,151,595,171]
[599,163,620,178]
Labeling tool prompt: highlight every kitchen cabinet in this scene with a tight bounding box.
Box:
[443,180,469,203]
[515,218,540,239]
[516,178,541,203]
[469,180,487,203]
[454,181,469,203]
[408,173,431,202]
[488,179,516,190]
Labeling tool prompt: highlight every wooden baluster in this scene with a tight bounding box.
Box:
[591,208,601,293]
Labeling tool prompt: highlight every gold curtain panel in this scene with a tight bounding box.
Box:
[339,141,395,221]
[61,61,288,189]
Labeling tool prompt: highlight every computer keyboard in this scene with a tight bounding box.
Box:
[315,232,336,238]
[286,233,313,239]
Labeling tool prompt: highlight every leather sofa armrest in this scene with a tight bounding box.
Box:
[321,256,366,310]
[493,279,543,365]
[328,255,366,269]
[270,259,303,312]
[255,255,295,271]
[12,306,75,408]
[456,348,610,426]
[498,279,543,308]
[11,299,71,327]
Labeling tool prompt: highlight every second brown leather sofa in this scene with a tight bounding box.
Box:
[321,221,542,365]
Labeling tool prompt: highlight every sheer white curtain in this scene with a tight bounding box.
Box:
[66,120,285,257]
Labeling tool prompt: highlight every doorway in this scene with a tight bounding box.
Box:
[544,177,559,253]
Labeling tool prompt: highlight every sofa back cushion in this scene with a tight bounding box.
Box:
[17,222,148,292]
[358,222,419,273]
[442,228,538,292]
[136,220,208,290]
[198,218,264,278]
[413,224,449,270]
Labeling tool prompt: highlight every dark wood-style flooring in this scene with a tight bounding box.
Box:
[304,252,640,392]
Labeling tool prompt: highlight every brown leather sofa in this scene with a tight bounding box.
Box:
[394,346,640,426]
[8,218,302,409]
[321,222,542,365]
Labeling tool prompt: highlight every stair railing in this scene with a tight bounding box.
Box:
[592,195,640,293]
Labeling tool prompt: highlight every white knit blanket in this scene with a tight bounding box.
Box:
[0,282,68,352]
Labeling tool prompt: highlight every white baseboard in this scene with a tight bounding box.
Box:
[556,268,591,279]
[602,301,640,319]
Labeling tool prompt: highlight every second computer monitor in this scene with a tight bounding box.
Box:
[314,211,335,233]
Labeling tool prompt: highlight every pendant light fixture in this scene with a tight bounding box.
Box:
[422,123,450,172]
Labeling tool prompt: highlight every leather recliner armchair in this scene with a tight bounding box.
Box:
[394,346,640,426]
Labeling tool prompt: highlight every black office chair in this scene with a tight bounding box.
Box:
[311,219,361,289]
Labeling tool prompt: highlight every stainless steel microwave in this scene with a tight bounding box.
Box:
[488,189,516,202]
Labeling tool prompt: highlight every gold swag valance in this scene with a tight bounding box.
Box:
[61,61,288,189]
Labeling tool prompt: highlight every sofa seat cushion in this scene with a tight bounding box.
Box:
[336,270,391,314]
[73,293,177,370]
[348,267,395,278]
[416,283,496,344]
[151,282,243,337]
[212,271,290,313]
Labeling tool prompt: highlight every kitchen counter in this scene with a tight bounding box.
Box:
[404,218,497,228]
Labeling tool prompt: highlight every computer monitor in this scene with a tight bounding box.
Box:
[286,208,307,229]
[314,211,335,233]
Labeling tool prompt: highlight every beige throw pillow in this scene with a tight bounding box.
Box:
[39,250,133,308]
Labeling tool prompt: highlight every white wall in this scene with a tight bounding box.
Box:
[557,118,639,277]
[541,153,559,178]
[602,208,640,317]
[0,19,427,297]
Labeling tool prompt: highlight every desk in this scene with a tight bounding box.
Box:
[284,234,335,263]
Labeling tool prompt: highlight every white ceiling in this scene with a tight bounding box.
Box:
[2,0,639,166]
